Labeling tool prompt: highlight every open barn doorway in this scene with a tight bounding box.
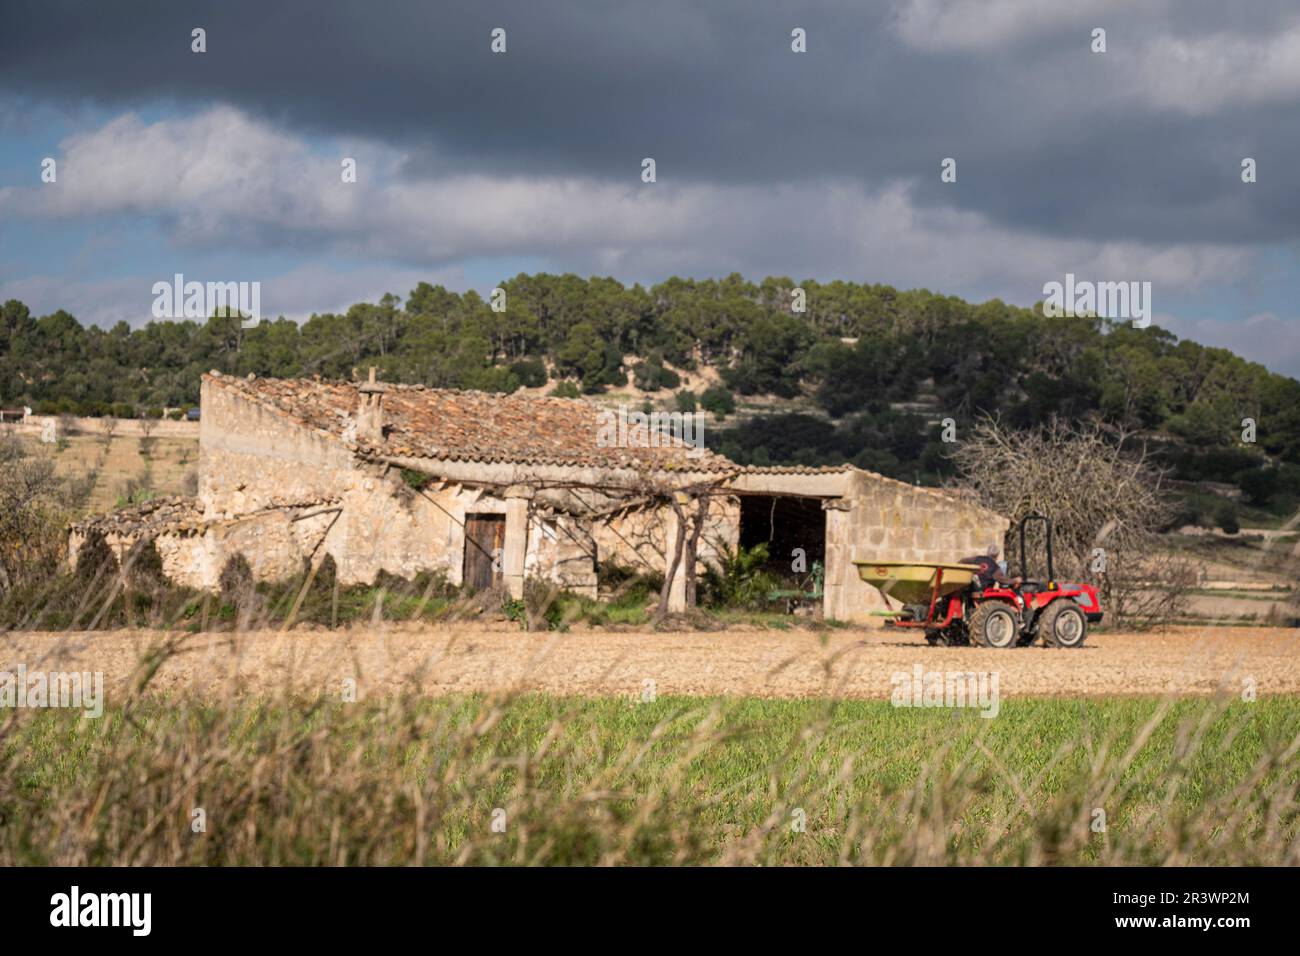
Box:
[738,495,826,608]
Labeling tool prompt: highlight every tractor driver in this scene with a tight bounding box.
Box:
[960,544,1023,590]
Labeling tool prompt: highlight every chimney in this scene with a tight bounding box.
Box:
[356,366,387,444]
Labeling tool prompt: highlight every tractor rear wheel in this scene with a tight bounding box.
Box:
[1039,601,1088,648]
[967,602,1021,649]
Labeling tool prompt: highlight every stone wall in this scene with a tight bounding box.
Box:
[67,526,209,590]
[151,530,209,589]
[594,496,740,579]
[187,380,603,592]
[7,416,199,440]
[199,378,355,517]
[69,481,599,597]
[526,513,598,597]
[823,471,1008,623]
[198,379,474,588]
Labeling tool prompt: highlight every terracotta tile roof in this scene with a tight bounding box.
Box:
[204,372,737,473]
[737,464,854,475]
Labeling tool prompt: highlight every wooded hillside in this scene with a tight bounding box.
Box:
[4,273,1298,522]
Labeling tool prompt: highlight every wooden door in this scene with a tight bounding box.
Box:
[463,514,505,591]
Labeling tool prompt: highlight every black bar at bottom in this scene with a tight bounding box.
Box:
[0,866,1278,943]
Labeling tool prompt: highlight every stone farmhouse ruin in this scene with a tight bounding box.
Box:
[70,370,1007,622]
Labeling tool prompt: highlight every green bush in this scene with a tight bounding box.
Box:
[633,355,681,392]
[536,585,657,630]
[700,543,780,609]
[463,365,520,394]
[699,386,735,419]
[1214,502,1241,534]
[509,358,548,388]
[399,468,435,491]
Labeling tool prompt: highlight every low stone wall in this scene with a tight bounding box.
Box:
[8,416,200,439]
[68,526,209,590]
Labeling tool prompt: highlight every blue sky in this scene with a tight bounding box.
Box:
[2,0,1299,376]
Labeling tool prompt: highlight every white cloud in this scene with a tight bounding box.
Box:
[891,0,1135,53]
[890,3,1300,116]
[0,106,694,258]
[0,105,1253,327]
[1121,26,1300,114]
[1158,311,1300,377]
[0,275,147,329]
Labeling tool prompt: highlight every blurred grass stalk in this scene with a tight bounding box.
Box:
[1,637,1297,866]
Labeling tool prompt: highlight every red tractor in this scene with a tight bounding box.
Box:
[877,514,1103,648]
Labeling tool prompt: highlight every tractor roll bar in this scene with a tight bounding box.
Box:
[1017,513,1055,585]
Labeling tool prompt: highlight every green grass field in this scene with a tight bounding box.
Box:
[3,691,1298,866]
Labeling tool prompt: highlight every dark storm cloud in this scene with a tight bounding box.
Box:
[2,0,1299,246]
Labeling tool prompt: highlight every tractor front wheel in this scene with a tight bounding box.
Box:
[967,602,1021,649]
[1039,601,1088,648]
